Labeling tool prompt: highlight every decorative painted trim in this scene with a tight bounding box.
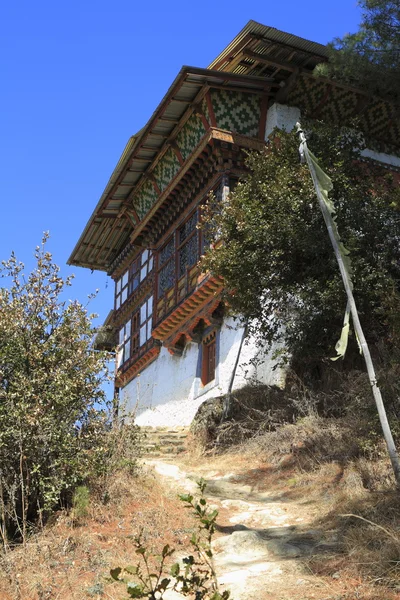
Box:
[130,128,265,244]
[205,91,217,127]
[113,274,154,327]
[115,344,161,387]
[152,275,223,345]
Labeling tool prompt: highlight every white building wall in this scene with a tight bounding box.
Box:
[121,316,284,427]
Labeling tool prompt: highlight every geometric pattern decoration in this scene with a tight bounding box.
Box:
[286,76,329,116]
[176,114,207,160]
[210,90,261,137]
[134,180,158,220]
[363,99,399,146]
[153,148,180,192]
[287,74,400,150]
[201,97,211,125]
[318,88,358,124]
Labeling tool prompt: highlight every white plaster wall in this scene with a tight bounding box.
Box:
[121,316,284,427]
[265,103,301,139]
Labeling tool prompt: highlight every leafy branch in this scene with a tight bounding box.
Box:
[110,479,230,600]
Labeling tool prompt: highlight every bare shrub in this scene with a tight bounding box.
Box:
[242,415,365,469]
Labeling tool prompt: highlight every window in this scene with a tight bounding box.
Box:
[116,296,153,369]
[117,318,131,368]
[158,238,175,297]
[158,211,199,299]
[139,295,153,347]
[115,270,129,310]
[115,250,153,310]
[178,212,198,277]
[140,249,154,283]
[201,332,216,385]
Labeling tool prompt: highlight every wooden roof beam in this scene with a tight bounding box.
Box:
[242,49,297,73]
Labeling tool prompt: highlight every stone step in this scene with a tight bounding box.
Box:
[141,426,189,457]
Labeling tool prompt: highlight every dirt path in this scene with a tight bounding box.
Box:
[146,459,340,600]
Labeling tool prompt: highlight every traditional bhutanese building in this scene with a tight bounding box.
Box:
[68,20,400,426]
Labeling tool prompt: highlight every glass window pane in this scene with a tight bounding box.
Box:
[119,327,124,345]
[140,325,147,347]
[117,348,123,369]
[141,249,149,265]
[132,273,140,292]
[147,321,152,340]
[140,303,147,324]
[149,256,154,272]
[121,288,127,304]
[140,266,147,281]
[124,340,131,362]
[147,295,153,316]
[125,319,131,339]
[116,295,121,309]
[122,271,129,287]
[116,278,121,294]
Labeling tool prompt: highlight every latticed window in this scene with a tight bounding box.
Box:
[158,238,175,297]
[178,211,198,277]
[157,210,200,299]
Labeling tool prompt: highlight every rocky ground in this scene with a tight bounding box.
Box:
[147,459,346,600]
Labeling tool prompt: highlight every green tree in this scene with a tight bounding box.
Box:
[201,124,400,372]
[316,0,400,102]
[0,234,111,545]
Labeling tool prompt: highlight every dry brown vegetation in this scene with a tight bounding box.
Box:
[186,411,400,600]
[0,469,195,600]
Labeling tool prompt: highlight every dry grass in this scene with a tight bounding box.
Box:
[184,414,400,599]
[0,468,195,600]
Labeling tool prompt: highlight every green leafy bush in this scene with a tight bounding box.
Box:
[0,234,112,544]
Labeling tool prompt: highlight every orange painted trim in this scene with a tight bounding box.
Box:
[115,345,161,387]
[152,276,223,342]
[205,91,217,128]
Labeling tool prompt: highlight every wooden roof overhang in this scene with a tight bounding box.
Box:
[210,20,400,152]
[69,21,400,276]
[68,67,275,274]
[209,20,328,81]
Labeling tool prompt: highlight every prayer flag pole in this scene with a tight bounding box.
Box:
[297,123,400,487]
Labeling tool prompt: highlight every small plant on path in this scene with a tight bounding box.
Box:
[110,478,230,599]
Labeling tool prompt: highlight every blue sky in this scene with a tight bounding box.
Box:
[1,0,362,332]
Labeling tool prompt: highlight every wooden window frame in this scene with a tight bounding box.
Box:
[139,295,153,348]
[201,331,217,386]
[117,318,132,368]
[156,209,202,302]
[115,269,129,310]
[115,249,153,311]
[117,296,154,369]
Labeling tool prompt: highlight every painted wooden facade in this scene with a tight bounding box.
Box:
[69,21,400,426]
